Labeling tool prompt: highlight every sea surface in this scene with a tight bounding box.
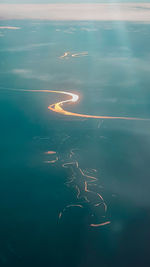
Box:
[0,21,150,266]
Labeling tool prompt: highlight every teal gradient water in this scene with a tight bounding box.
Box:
[0,21,150,266]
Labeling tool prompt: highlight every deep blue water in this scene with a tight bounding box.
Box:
[0,21,150,266]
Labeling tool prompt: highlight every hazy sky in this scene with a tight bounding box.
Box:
[0,3,150,21]
[0,0,149,3]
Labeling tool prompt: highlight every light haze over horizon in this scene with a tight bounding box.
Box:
[0,0,149,3]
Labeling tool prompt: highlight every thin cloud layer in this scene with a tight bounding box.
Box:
[0,26,20,29]
[0,4,150,21]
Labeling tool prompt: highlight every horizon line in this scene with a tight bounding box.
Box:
[0,3,150,21]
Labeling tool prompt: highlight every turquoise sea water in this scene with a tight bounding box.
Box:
[0,21,150,266]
